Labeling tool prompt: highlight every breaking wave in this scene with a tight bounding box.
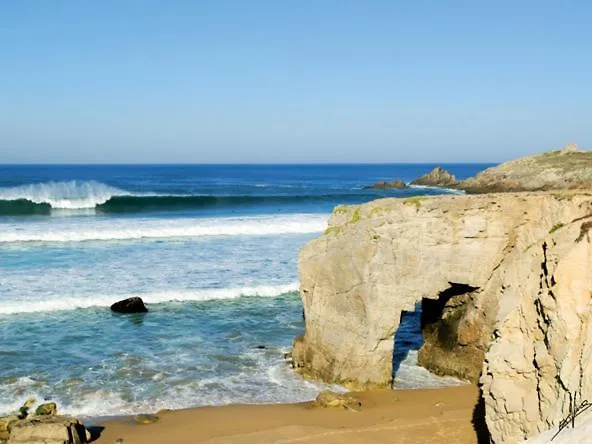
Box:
[0,213,327,243]
[0,181,131,211]
[0,180,421,215]
[0,283,300,315]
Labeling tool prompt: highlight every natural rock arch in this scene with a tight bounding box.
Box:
[292,192,592,443]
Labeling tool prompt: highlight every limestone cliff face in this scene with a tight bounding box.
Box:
[481,218,592,443]
[292,192,592,442]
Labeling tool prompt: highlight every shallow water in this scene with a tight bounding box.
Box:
[0,164,487,416]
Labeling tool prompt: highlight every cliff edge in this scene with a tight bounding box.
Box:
[459,144,592,193]
[293,191,592,443]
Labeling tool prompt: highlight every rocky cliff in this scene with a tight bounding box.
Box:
[459,144,592,193]
[481,214,592,442]
[292,191,592,443]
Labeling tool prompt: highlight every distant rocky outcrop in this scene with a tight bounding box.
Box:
[292,191,592,443]
[110,297,148,314]
[366,179,408,190]
[403,145,592,194]
[410,167,458,187]
[458,144,592,193]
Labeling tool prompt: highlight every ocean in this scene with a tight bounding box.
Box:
[0,163,490,418]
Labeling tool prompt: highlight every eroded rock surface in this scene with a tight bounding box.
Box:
[418,283,483,381]
[8,416,87,444]
[481,218,592,443]
[292,191,592,442]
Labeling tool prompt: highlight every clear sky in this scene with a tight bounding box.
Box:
[1,1,590,163]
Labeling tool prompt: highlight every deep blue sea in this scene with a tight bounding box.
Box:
[0,163,490,417]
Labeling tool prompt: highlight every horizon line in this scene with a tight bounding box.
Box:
[0,161,499,166]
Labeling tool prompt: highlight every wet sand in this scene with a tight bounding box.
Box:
[95,385,485,444]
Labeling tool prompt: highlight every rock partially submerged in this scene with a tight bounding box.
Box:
[35,402,57,417]
[366,179,408,190]
[110,297,148,314]
[410,167,458,187]
[17,398,35,420]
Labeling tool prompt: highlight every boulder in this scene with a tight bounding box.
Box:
[410,167,457,187]
[110,297,148,314]
[8,416,87,444]
[133,414,159,425]
[34,402,57,416]
[314,391,361,410]
[366,179,408,190]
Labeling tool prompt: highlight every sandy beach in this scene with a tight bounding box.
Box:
[95,385,484,444]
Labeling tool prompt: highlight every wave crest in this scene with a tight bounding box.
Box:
[0,283,300,314]
[0,181,130,209]
[0,213,327,243]
[0,181,424,216]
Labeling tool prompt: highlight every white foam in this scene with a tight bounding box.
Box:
[393,350,466,389]
[0,283,300,315]
[0,213,328,243]
[0,181,131,209]
[408,184,465,195]
[0,346,343,418]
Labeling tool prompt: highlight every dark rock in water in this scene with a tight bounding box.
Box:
[411,167,458,187]
[255,345,267,350]
[17,398,35,420]
[110,297,148,314]
[366,179,408,190]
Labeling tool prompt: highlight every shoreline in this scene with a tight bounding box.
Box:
[93,384,485,444]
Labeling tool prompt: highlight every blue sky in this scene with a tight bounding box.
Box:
[1,1,590,163]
